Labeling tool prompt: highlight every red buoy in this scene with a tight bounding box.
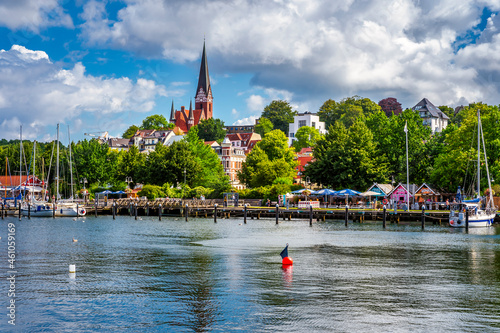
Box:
[282,256,293,265]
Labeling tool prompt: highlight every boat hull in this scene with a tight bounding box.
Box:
[449,214,495,228]
[55,203,86,217]
[21,203,54,217]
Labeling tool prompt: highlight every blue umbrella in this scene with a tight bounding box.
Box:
[113,191,126,194]
[335,189,361,196]
[314,189,337,196]
[99,190,113,194]
[291,189,309,194]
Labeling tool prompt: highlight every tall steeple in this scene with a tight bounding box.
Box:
[169,100,176,123]
[188,100,194,129]
[195,40,213,120]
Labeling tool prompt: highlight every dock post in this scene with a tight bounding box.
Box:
[158,204,162,221]
[135,203,138,220]
[95,204,98,217]
[1,204,3,220]
[146,202,149,216]
[275,204,279,224]
[309,205,313,226]
[383,205,387,229]
[421,206,425,230]
[244,204,247,224]
[27,203,30,219]
[112,202,116,220]
[465,209,469,231]
[76,204,79,218]
[18,202,21,220]
[214,203,218,223]
[53,203,55,218]
[345,205,349,226]
[185,204,189,222]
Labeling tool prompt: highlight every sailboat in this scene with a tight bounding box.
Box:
[449,110,497,227]
[54,124,86,217]
[20,137,54,217]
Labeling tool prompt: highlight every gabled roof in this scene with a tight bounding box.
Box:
[415,183,440,196]
[388,183,418,196]
[107,138,131,147]
[412,98,450,120]
[0,175,44,187]
[367,183,394,195]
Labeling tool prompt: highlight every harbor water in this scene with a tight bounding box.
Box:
[1,215,500,332]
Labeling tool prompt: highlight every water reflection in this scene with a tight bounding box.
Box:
[4,217,500,332]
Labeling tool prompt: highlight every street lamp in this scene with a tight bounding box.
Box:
[80,177,87,190]
[125,176,133,188]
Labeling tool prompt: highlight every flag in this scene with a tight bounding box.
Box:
[404,121,408,133]
[280,243,289,259]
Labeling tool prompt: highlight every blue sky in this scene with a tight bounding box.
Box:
[0,0,499,142]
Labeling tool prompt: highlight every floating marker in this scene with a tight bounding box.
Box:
[280,243,293,265]
[69,264,76,273]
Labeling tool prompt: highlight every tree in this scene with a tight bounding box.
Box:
[183,126,229,188]
[238,130,297,187]
[122,125,139,139]
[196,118,226,143]
[318,96,381,129]
[145,141,202,186]
[141,114,174,130]
[72,139,113,185]
[304,121,388,189]
[254,117,273,137]
[115,145,145,184]
[292,126,322,152]
[378,97,402,116]
[262,100,297,135]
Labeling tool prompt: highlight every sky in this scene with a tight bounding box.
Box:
[0,0,499,142]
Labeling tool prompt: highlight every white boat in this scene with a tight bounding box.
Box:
[21,199,54,217]
[53,125,86,217]
[449,110,497,227]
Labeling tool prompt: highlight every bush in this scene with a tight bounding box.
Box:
[138,185,165,200]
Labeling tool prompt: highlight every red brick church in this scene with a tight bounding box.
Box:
[169,42,213,133]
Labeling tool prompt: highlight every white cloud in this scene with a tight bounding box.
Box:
[233,116,258,126]
[0,0,73,32]
[0,45,167,140]
[76,0,500,109]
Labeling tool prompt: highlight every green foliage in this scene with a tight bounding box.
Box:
[115,145,145,184]
[183,126,226,187]
[141,114,173,130]
[273,177,293,185]
[138,185,166,200]
[195,118,226,143]
[254,117,274,137]
[145,141,202,186]
[292,126,322,152]
[318,96,381,129]
[122,125,139,139]
[262,100,297,135]
[73,139,113,185]
[238,130,297,188]
[304,120,388,189]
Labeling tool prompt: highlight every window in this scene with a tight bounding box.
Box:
[312,122,316,128]
[290,132,294,138]
[299,120,306,128]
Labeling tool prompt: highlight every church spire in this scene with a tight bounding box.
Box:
[196,41,210,98]
[195,40,213,120]
[169,100,176,122]
[188,100,194,120]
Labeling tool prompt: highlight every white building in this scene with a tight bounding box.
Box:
[412,98,449,134]
[288,112,326,146]
[214,137,247,189]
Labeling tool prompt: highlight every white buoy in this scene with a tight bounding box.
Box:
[69,264,76,273]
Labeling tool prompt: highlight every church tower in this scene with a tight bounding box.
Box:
[195,41,213,120]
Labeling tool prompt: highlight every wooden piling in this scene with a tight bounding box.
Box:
[383,206,386,229]
[158,204,162,221]
[276,204,279,225]
[185,204,189,222]
[214,204,217,223]
[18,202,21,220]
[112,202,116,220]
[244,204,247,224]
[345,205,349,226]
[27,203,30,219]
[421,206,425,230]
[135,203,138,220]
[309,205,313,226]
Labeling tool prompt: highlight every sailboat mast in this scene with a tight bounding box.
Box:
[68,126,74,200]
[477,110,481,198]
[19,126,22,196]
[56,124,59,202]
[32,141,36,203]
[480,112,494,207]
